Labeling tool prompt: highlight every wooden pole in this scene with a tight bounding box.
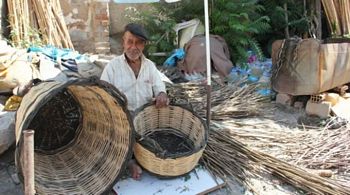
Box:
[340,0,350,36]
[23,130,35,195]
[315,0,322,39]
[284,3,290,39]
[321,0,341,36]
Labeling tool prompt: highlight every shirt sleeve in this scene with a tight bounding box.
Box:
[100,62,114,83]
[150,63,166,96]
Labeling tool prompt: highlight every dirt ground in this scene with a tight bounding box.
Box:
[0,101,311,195]
[0,145,23,195]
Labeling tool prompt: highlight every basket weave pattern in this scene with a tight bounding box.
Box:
[15,79,134,194]
[133,104,207,177]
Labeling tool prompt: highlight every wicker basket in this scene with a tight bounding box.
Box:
[15,78,134,194]
[133,104,207,177]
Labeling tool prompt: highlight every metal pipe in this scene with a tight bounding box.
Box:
[204,0,211,127]
[206,84,211,128]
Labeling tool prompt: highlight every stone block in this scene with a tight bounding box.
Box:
[325,93,340,106]
[95,13,109,21]
[102,31,110,37]
[95,47,110,54]
[331,98,350,120]
[99,36,110,42]
[305,100,331,118]
[341,93,350,99]
[101,20,109,27]
[94,33,110,42]
[293,101,304,109]
[95,42,110,48]
[276,93,293,106]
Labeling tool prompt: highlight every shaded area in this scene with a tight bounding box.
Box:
[138,128,194,158]
[28,90,80,152]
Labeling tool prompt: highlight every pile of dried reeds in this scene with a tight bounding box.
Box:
[165,71,350,193]
[213,119,302,157]
[293,117,350,176]
[167,81,268,120]
[7,0,74,49]
[202,124,350,194]
[321,0,350,36]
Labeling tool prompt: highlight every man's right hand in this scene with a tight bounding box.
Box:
[155,92,169,108]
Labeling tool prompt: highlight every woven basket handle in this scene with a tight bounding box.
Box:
[96,78,128,106]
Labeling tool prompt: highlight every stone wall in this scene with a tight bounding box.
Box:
[61,0,110,54]
[61,1,150,54]
[0,0,151,54]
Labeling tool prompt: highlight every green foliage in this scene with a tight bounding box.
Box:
[127,0,272,64]
[162,0,204,23]
[209,0,270,63]
[8,25,44,48]
[257,0,310,56]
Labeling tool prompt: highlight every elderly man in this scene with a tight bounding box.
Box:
[101,23,169,179]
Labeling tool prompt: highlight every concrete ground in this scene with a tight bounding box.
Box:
[0,145,23,195]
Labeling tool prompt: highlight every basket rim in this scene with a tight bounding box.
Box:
[134,142,205,178]
[15,77,135,194]
[133,103,208,159]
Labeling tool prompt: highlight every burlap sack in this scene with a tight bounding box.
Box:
[271,38,350,95]
[177,35,233,77]
[0,48,36,92]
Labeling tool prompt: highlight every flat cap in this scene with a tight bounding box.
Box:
[124,23,149,41]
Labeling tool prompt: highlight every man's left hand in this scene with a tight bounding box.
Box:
[155,92,169,108]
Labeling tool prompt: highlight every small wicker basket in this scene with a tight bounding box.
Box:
[133,104,208,177]
[15,78,134,194]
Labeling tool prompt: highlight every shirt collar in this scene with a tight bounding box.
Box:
[122,53,146,64]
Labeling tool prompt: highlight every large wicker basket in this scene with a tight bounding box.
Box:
[15,78,134,194]
[133,104,207,177]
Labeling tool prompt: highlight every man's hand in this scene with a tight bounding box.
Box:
[155,92,169,108]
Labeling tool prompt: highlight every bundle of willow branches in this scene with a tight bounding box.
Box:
[167,81,268,120]
[7,0,74,49]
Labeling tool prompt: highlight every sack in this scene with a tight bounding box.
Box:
[0,50,37,92]
[0,111,15,155]
[177,35,233,78]
[271,38,350,95]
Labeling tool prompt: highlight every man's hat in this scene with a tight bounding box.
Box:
[124,23,149,41]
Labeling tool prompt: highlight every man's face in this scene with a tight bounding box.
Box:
[123,31,146,61]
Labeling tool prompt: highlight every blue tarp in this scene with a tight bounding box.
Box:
[163,48,185,67]
[28,46,83,61]
[28,46,89,72]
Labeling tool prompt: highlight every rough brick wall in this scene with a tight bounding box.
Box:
[61,0,110,54]
[0,0,151,54]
